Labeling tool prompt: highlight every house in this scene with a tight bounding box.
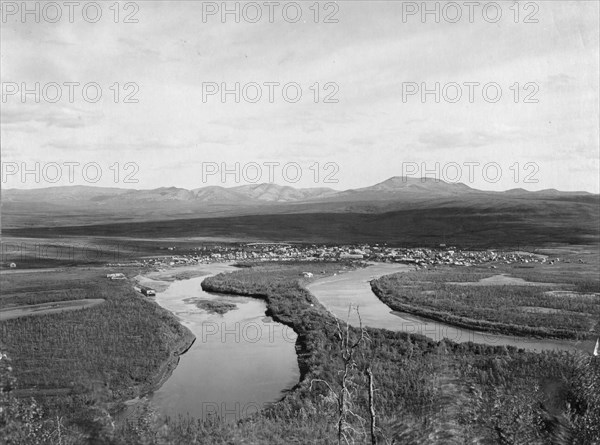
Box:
[140,285,156,296]
[134,284,156,297]
[106,273,125,280]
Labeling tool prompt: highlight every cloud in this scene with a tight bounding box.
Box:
[1,104,102,128]
[43,136,193,152]
[1,1,597,192]
[546,73,578,91]
[417,129,512,150]
[195,134,236,146]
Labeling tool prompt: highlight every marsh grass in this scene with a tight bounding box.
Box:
[373,268,599,339]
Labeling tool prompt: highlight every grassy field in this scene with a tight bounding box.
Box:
[2,260,599,444]
[0,266,194,439]
[0,236,154,270]
[371,255,600,340]
[5,201,599,247]
[0,299,106,321]
[110,262,598,444]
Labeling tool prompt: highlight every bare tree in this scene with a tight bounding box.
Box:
[366,365,377,445]
[311,305,371,445]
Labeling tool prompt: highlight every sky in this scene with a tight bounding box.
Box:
[1,0,599,192]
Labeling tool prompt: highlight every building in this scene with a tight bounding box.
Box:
[106,273,125,280]
[134,284,156,297]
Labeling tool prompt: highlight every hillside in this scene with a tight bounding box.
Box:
[2,178,598,247]
[2,177,597,228]
[5,204,598,247]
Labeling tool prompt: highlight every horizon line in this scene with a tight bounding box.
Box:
[2,176,597,195]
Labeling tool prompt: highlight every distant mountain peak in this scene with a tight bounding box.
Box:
[230,182,337,202]
[3,178,597,230]
[355,176,474,194]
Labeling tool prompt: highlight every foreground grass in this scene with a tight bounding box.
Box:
[372,266,600,340]
[120,262,599,444]
[2,262,599,444]
[0,267,193,435]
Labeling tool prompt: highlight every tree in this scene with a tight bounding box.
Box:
[311,306,378,445]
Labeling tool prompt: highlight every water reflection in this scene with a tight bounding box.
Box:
[149,264,300,421]
[307,264,594,353]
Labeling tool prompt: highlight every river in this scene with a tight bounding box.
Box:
[141,261,592,423]
[148,263,300,422]
[306,263,595,353]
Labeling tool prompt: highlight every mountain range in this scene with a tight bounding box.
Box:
[2,177,598,247]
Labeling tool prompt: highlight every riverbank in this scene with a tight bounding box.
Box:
[200,280,315,389]
[6,260,596,443]
[0,265,201,439]
[107,267,202,417]
[371,268,599,342]
[119,323,196,409]
[307,263,594,352]
[373,284,593,340]
[169,261,599,444]
[200,262,376,392]
[113,321,196,423]
[196,261,446,442]
[145,262,301,421]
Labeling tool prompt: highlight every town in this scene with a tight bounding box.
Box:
[106,243,557,269]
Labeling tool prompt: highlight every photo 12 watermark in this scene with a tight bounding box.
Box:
[398,319,536,346]
[1,161,140,185]
[1,82,140,104]
[400,1,539,24]
[201,401,270,422]
[401,162,539,184]
[401,81,540,104]
[200,321,297,344]
[202,82,339,104]
[200,1,339,24]
[200,161,340,184]
[0,1,140,24]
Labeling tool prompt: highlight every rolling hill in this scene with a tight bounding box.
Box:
[2,177,598,247]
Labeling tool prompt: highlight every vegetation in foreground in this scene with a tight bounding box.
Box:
[2,261,599,444]
[0,267,193,441]
[372,264,600,340]
[183,298,238,315]
[128,262,597,443]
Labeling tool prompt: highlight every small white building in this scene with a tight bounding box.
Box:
[106,273,125,280]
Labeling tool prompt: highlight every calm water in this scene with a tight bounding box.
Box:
[307,264,595,353]
[144,262,592,423]
[149,264,299,422]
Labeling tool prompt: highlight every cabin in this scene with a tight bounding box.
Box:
[143,288,156,297]
[106,273,125,280]
[134,284,156,297]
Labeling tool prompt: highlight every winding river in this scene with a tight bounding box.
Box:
[307,263,595,353]
[140,261,592,424]
[148,264,300,422]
